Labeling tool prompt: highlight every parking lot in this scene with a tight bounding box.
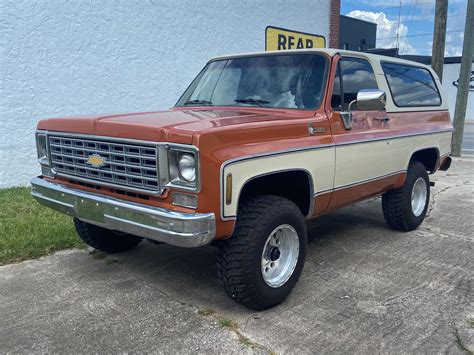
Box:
[1,158,473,354]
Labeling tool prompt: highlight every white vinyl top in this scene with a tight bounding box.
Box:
[209,48,435,73]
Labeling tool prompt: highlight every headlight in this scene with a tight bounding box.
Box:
[36,133,49,166]
[167,147,199,191]
[178,153,196,182]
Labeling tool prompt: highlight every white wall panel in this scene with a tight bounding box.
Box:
[0,0,330,187]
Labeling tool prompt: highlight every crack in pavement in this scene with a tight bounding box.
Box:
[426,184,457,217]
[131,273,273,353]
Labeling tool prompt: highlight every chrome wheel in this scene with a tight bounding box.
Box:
[261,224,299,288]
[411,177,427,217]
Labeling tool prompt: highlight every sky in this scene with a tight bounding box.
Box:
[341,0,468,56]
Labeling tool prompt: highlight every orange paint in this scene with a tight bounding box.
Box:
[37,52,452,239]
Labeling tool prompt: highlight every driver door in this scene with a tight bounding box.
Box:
[327,55,395,210]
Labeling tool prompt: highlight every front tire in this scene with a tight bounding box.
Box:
[74,219,142,253]
[216,195,307,310]
[382,161,430,231]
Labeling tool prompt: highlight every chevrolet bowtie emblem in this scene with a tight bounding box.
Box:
[87,154,106,168]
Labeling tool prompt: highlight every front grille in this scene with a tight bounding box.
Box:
[49,135,160,193]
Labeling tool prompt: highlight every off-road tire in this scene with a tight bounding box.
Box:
[216,195,307,310]
[382,161,430,231]
[74,218,142,253]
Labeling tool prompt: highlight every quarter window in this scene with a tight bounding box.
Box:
[382,62,441,107]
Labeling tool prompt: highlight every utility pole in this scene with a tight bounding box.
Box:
[451,0,474,157]
[431,0,448,81]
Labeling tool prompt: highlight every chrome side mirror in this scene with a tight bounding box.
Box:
[340,89,387,130]
[355,89,386,111]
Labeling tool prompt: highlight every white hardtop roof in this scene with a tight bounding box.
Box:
[209,48,434,72]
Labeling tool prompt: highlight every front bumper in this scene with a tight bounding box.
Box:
[30,177,215,248]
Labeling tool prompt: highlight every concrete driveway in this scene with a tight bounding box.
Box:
[1,158,473,354]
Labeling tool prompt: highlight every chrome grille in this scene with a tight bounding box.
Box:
[49,135,159,192]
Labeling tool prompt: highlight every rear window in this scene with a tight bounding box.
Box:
[381,62,441,107]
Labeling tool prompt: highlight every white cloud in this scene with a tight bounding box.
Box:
[426,33,463,57]
[444,33,463,56]
[346,10,417,54]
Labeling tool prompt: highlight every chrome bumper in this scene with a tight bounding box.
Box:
[30,177,215,248]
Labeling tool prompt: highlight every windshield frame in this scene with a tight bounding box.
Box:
[175,52,330,111]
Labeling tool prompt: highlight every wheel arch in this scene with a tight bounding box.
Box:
[236,169,315,219]
[409,147,440,173]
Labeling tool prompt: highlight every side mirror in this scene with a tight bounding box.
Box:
[355,89,386,111]
[340,89,387,130]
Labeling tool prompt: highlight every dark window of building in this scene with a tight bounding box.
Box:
[337,57,378,110]
[381,62,441,107]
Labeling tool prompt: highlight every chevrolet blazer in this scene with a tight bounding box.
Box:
[32,49,453,310]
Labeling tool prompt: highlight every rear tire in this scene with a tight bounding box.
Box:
[382,161,430,231]
[216,195,307,310]
[74,219,142,253]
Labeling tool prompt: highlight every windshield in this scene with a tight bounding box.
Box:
[176,53,328,110]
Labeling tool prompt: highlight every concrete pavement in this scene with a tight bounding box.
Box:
[1,158,473,353]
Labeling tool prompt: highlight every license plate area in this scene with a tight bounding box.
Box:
[75,197,106,224]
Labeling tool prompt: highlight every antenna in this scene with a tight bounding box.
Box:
[396,1,402,51]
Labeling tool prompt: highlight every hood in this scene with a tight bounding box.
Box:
[37,107,305,144]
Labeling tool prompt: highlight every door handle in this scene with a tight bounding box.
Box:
[373,116,390,122]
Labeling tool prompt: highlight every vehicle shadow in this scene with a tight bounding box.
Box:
[111,198,391,312]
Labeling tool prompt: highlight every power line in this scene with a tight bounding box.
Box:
[341,0,435,11]
[378,29,464,40]
[399,13,466,24]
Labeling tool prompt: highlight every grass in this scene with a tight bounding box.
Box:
[0,187,84,265]
[453,328,473,355]
[197,308,216,316]
[217,317,236,328]
[237,335,253,347]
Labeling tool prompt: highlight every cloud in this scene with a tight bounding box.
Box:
[346,10,417,54]
[444,33,463,56]
[424,35,462,57]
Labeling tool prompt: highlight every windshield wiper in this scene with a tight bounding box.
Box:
[234,98,271,107]
[183,99,213,106]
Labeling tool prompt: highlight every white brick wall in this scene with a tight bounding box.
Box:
[0,0,330,188]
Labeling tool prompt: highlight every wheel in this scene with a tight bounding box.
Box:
[216,195,307,310]
[74,218,142,253]
[382,161,430,231]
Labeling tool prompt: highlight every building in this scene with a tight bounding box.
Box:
[1,0,341,188]
[339,15,377,52]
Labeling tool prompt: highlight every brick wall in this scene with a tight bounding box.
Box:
[329,0,340,48]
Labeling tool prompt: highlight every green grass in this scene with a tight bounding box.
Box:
[217,317,236,329]
[197,308,216,316]
[0,187,84,265]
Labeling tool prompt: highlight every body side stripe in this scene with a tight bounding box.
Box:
[219,129,452,220]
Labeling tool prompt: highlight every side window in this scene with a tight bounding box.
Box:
[331,63,342,110]
[382,62,441,107]
[339,57,378,110]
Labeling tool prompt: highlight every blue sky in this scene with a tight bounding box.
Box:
[341,0,468,56]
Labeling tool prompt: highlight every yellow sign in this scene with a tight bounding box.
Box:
[265,26,325,51]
